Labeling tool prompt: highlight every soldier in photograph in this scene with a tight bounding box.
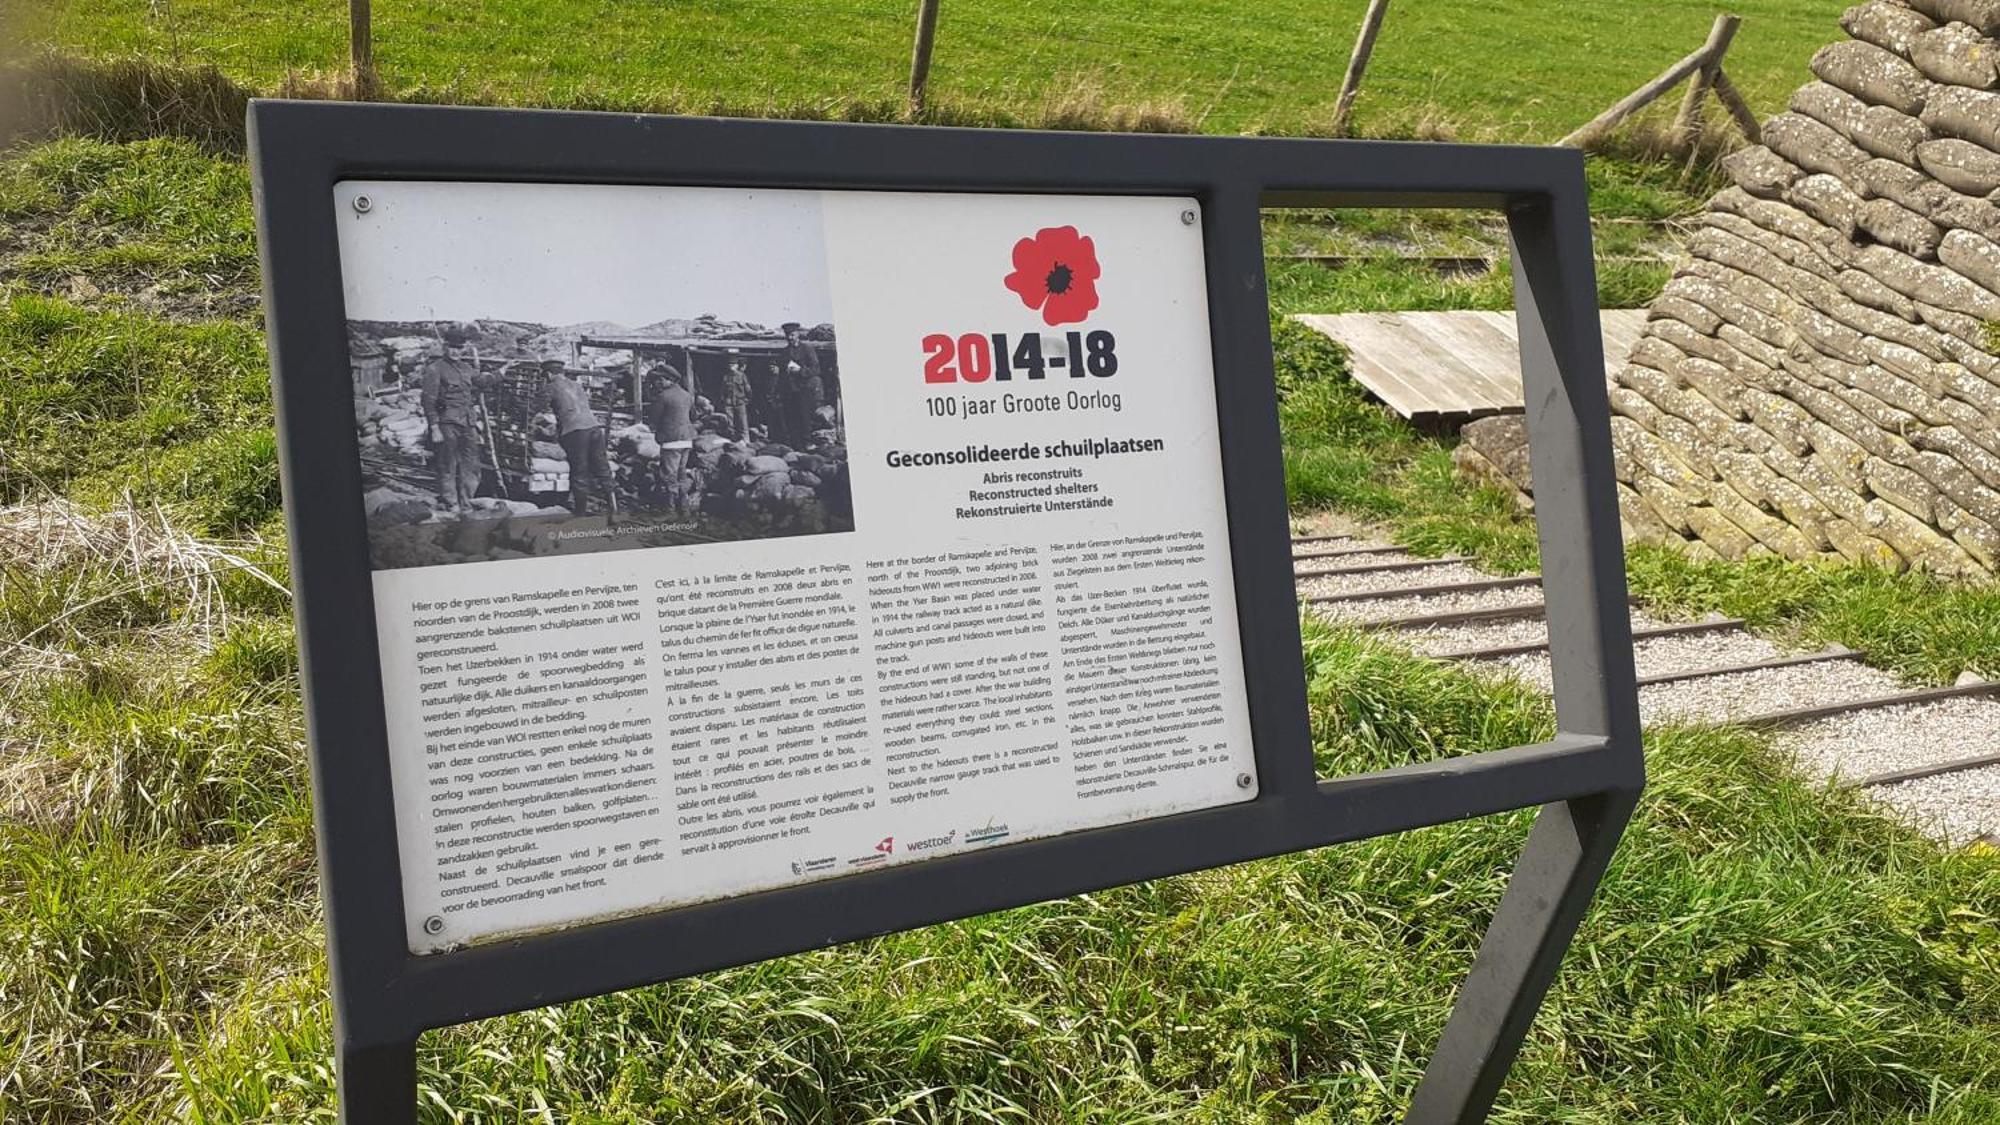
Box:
[721,355,754,442]
[419,351,498,514]
[754,358,785,443]
[645,363,698,515]
[543,359,610,515]
[779,322,823,447]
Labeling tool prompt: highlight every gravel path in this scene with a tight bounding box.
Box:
[1310,584,1545,625]
[1293,550,1418,572]
[1297,561,1508,598]
[1867,765,2000,847]
[1402,616,1555,656]
[1396,607,1690,658]
[1777,697,2000,783]
[1293,513,1997,845]
[1293,541,1400,561]
[1482,629,1798,695]
[1639,660,1901,725]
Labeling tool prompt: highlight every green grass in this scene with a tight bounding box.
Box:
[22,0,1836,142]
[0,134,258,316]
[0,292,278,530]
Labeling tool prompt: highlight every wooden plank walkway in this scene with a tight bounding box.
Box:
[1291,309,1647,426]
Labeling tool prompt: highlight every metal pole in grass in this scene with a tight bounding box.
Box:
[908,0,942,118]
[1332,0,1391,136]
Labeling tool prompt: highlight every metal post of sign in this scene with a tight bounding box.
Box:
[1405,184,1644,1123]
[248,101,1643,1125]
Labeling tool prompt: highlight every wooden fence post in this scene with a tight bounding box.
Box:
[1332,0,1392,136]
[1560,13,1746,150]
[350,0,375,96]
[908,0,942,118]
[1711,69,1762,144]
[1670,14,1741,148]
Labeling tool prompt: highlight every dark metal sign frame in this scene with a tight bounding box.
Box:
[249,99,1643,1125]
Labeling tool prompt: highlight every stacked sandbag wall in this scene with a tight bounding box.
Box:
[1458,0,2000,577]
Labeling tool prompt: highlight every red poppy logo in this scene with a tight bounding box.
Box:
[1003,225,1101,326]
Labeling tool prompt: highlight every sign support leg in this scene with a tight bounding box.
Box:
[1402,790,1637,1123]
[1402,171,1642,1122]
[337,1036,418,1125]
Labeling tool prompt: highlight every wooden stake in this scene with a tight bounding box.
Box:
[1332,0,1392,137]
[1671,69,1715,149]
[349,0,375,95]
[1671,14,1740,152]
[1711,68,1763,144]
[1560,13,1740,149]
[908,0,942,118]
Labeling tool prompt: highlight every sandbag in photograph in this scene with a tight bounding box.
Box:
[338,181,853,569]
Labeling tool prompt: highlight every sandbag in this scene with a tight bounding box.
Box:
[1917,137,2000,194]
[1686,505,1763,559]
[1911,21,2000,87]
[1704,211,1841,281]
[1784,173,1865,238]
[1837,267,1922,319]
[1747,389,1820,457]
[1905,0,2000,36]
[1855,241,2000,317]
[1857,195,1946,257]
[1762,112,1872,178]
[1937,226,2000,292]
[1864,456,1941,521]
[1789,81,1931,164]
[1659,274,1736,320]
[1631,473,1698,534]
[1714,186,1845,251]
[1721,145,1806,198]
[1824,516,1909,568]
[1935,495,2000,568]
[1843,0,1940,55]
[1919,84,2000,150]
[1856,156,1954,215]
[1916,425,2000,491]
[1933,189,2000,238]
[1652,295,1724,335]
[1810,39,1932,114]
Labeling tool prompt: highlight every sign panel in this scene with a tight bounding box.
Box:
[333,181,1259,952]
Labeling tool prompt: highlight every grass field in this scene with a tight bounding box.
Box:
[3,137,1997,1122]
[22,0,1834,140]
[5,3,2000,1119]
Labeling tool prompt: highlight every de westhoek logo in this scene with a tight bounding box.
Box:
[1003,225,1101,326]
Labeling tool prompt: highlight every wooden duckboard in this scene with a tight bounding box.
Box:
[1292,309,1646,425]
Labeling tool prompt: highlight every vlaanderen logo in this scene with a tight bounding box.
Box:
[1003,225,1101,326]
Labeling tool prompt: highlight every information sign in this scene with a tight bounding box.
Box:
[334,180,1258,951]
[251,100,1643,1125]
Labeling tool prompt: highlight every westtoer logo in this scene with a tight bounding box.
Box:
[1003,225,1101,327]
[904,829,958,853]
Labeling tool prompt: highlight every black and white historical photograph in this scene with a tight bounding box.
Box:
[336,181,852,570]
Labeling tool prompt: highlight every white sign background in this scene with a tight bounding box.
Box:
[336,181,1260,952]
